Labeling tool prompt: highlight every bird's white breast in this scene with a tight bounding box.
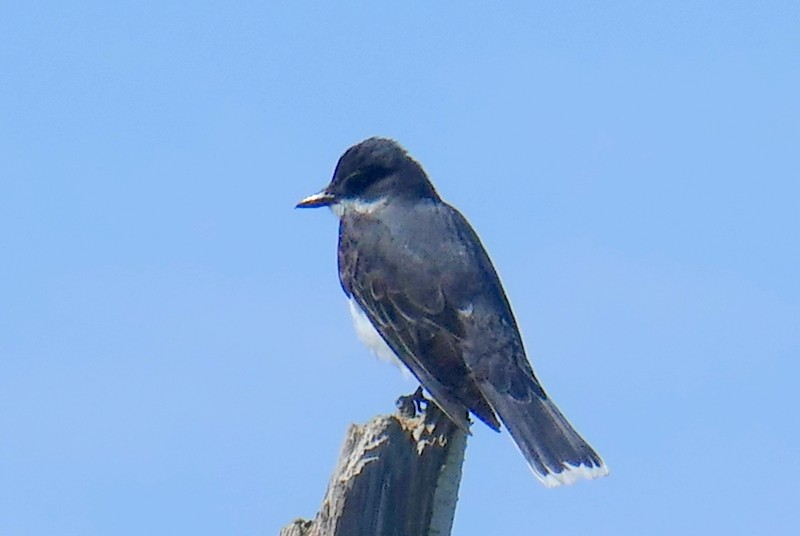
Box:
[347,297,412,378]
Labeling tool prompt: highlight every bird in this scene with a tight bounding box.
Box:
[296,137,608,487]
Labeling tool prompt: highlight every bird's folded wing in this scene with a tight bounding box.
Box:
[338,211,501,431]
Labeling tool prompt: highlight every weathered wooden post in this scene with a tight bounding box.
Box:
[279,395,468,536]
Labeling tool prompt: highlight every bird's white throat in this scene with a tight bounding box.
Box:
[331,197,389,218]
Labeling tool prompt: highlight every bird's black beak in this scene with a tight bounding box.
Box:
[296,190,335,209]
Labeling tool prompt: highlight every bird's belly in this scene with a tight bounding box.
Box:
[347,298,413,378]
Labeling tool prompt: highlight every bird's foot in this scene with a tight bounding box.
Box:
[396,386,427,418]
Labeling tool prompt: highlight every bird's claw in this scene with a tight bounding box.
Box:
[396,386,427,418]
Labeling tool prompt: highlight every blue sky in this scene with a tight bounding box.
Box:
[1,1,798,534]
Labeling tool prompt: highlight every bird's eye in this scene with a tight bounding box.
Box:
[344,171,368,190]
[344,166,386,193]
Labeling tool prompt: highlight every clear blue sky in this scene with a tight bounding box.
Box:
[2,2,798,535]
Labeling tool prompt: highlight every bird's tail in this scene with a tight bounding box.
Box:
[483,378,609,487]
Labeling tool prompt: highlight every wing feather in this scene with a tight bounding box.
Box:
[338,206,500,431]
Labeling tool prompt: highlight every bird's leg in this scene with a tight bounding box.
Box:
[396,386,427,418]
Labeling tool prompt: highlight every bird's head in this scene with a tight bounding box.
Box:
[296,137,438,213]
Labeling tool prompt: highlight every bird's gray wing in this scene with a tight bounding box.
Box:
[441,208,609,485]
[337,204,500,432]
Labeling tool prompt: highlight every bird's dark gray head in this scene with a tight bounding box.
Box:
[297,138,439,210]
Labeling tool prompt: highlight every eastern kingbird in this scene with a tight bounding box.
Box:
[297,137,608,487]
